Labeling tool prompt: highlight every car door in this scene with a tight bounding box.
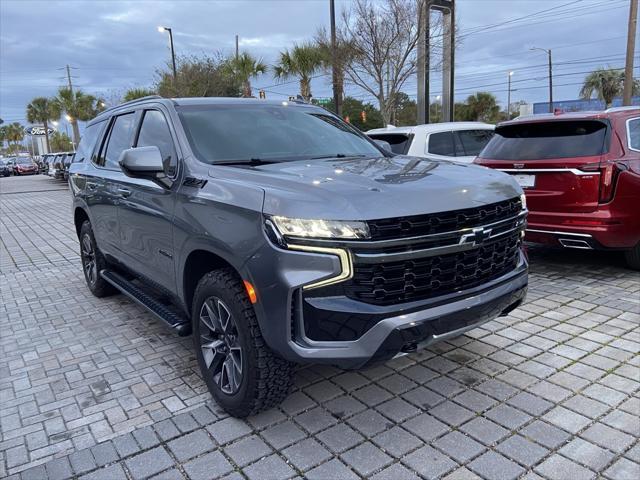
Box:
[89,112,138,257]
[116,107,179,293]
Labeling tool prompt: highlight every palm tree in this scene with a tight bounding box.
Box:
[5,122,25,150]
[26,97,61,153]
[273,43,324,101]
[55,87,101,147]
[466,92,500,123]
[223,52,267,98]
[123,88,156,102]
[580,68,625,108]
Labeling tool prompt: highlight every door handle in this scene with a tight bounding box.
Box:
[116,188,132,198]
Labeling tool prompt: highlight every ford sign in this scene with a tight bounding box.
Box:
[25,126,54,136]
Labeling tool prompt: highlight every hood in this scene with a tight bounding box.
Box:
[209,156,522,220]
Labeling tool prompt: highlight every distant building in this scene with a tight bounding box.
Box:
[533,97,640,114]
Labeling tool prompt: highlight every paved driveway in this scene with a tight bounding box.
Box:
[1,175,638,480]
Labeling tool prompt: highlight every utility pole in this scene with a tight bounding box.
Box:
[507,71,514,119]
[547,49,553,113]
[64,64,79,149]
[531,47,553,112]
[330,0,342,117]
[235,35,239,59]
[623,0,638,106]
[66,64,74,95]
[417,0,429,124]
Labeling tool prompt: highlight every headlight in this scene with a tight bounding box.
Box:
[271,216,370,239]
[520,193,527,210]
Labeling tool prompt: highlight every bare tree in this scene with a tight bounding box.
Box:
[340,0,445,124]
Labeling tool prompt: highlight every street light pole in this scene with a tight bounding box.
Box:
[158,26,177,84]
[507,71,514,119]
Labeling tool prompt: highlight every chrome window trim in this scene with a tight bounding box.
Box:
[626,117,640,153]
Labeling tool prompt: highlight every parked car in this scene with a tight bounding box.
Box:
[50,153,66,179]
[475,106,640,269]
[367,122,495,163]
[0,158,12,177]
[37,155,50,173]
[61,152,75,180]
[70,96,528,417]
[12,156,38,175]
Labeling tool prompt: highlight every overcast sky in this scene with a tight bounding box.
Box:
[0,0,635,129]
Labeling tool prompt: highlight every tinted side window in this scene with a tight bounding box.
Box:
[136,110,177,176]
[456,129,495,156]
[74,121,105,163]
[103,113,135,169]
[628,118,640,151]
[428,132,455,156]
[368,134,412,154]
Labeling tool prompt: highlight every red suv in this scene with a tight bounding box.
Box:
[475,107,640,269]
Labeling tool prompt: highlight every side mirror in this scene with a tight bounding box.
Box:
[119,146,164,178]
[373,139,393,154]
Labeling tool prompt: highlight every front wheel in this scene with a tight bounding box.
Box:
[624,243,640,270]
[79,220,117,297]
[192,268,294,417]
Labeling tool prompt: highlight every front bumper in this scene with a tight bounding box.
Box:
[288,255,527,369]
[246,229,528,369]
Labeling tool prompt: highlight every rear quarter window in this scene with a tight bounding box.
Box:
[480,120,609,160]
[627,118,640,152]
[428,131,455,156]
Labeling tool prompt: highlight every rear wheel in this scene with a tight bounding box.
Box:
[624,243,640,270]
[192,268,294,417]
[79,221,117,297]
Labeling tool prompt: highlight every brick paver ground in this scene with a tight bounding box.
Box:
[1,175,638,479]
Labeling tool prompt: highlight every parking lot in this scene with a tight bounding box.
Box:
[0,174,638,480]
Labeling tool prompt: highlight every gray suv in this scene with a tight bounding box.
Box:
[70,96,528,417]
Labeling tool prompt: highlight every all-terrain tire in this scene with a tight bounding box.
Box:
[624,243,640,270]
[79,220,117,297]
[192,268,294,417]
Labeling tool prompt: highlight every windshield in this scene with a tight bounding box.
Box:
[178,104,381,164]
[16,157,33,164]
[480,120,609,160]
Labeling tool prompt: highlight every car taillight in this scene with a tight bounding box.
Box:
[579,161,620,204]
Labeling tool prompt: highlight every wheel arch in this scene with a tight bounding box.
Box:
[182,249,243,315]
[74,207,90,239]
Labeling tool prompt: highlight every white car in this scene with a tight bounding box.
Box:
[367,122,495,163]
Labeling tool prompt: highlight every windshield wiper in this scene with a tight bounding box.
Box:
[310,154,369,160]
[213,158,280,166]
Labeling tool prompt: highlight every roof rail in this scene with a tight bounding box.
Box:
[99,95,163,116]
[604,105,640,113]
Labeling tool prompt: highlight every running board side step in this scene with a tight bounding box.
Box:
[100,270,191,336]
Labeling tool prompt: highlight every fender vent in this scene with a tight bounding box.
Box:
[183,177,208,188]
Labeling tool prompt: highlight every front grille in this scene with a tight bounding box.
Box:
[344,231,521,305]
[368,197,522,240]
